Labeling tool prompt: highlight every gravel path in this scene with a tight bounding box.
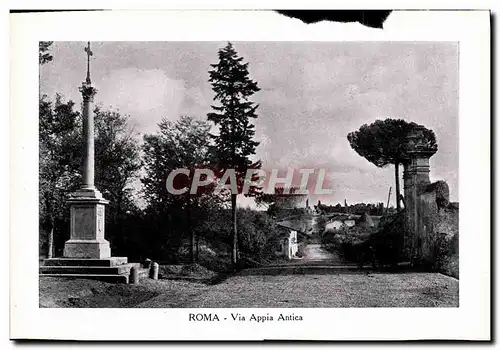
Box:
[40,266,458,308]
[302,243,337,260]
[137,272,458,308]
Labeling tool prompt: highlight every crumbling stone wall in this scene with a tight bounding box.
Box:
[403,127,459,278]
[414,181,459,277]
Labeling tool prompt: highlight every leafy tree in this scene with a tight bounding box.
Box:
[236,208,276,259]
[39,95,81,258]
[39,42,58,257]
[39,95,142,257]
[347,119,437,211]
[39,41,54,65]
[314,215,328,235]
[93,108,142,255]
[207,42,262,268]
[142,116,213,210]
[142,116,219,262]
[94,108,141,210]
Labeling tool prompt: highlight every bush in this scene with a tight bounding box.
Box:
[366,212,405,268]
[322,213,405,269]
[237,209,275,257]
[430,232,459,278]
[321,226,371,263]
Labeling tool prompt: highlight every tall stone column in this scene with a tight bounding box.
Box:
[403,161,413,257]
[403,126,437,263]
[63,42,111,259]
[81,85,95,190]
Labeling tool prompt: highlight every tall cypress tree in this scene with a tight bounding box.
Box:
[207,42,261,268]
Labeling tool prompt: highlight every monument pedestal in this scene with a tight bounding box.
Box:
[63,188,111,259]
[40,188,142,284]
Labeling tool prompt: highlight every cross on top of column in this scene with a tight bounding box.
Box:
[79,41,96,102]
[84,41,93,85]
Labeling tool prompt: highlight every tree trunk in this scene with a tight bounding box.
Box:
[45,194,54,259]
[190,230,195,264]
[186,200,196,264]
[47,222,54,259]
[195,234,200,261]
[395,162,401,212]
[231,193,238,269]
[114,194,122,253]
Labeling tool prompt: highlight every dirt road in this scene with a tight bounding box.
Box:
[301,243,337,260]
[136,272,459,308]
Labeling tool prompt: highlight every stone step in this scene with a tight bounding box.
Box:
[40,273,129,284]
[44,257,128,267]
[40,265,132,275]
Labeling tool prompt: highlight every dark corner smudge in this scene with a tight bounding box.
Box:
[275,10,392,29]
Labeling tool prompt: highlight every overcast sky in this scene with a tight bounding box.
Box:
[40,41,458,207]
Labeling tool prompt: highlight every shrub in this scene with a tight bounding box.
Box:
[325,212,406,268]
[322,225,371,263]
[236,208,276,258]
[366,212,405,267]
[430,232,459,278]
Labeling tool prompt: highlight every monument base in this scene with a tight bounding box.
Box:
[40,257,142,284]
[63,239,111,259]
[64,187,111,259]
[40,186,144,283]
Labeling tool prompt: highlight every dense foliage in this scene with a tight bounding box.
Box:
[322,212,405,269]
[141,116,223,262]
[316,202,385,216]
[39,41,53,65]
[39,96,142,257]
[39,95,81,257]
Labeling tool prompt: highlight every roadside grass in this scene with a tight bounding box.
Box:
[39,277,160,308]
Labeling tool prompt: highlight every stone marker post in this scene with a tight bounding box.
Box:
[129,266,139,284]
[150,262,159,280]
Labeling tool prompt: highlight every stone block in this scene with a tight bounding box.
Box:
[44,257,128,267]
[63,239,111,259]
[39,273,129,284]
[40,265,131,275]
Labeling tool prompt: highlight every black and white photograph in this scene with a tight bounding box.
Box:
[9,8,490,341]
[37,40,460,308]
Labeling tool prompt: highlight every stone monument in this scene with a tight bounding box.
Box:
[63,42,111,259]
[40,42,138,283]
